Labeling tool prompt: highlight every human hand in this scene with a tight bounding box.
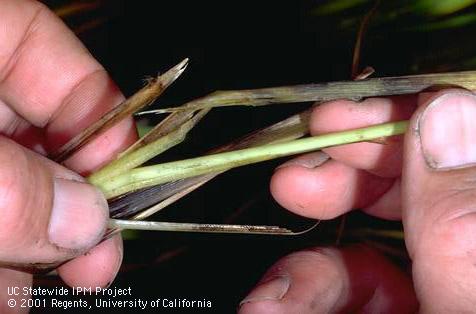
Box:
[0,0,137,311]
[240,89,476,313]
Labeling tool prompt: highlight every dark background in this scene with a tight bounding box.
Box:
[35,1,476,313]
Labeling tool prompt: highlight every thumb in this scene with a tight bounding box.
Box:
[0,136,108,268]
[402,89,476,312]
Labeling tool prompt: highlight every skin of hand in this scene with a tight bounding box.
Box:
[0,1,137,312]
[240,88,476,313]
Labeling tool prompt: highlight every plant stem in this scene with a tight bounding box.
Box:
[50,58,189,162]
[107,109,311,220]
[139,70,476,114]
[108,219,294,234]
[89,125,187,184]
[89,109,209,184]
[96,120,409,199]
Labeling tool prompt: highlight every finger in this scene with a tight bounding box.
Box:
[0,137,108,265]
[47,71,137,174]
[0,98,44,154]
[0,268,32,314]
[0,0,137,173]
[401,89,476,312]
[310,95,416,178]
[362,179,402,220]
[270,152,394,219]
[0,0,102,127]
[239,245,417,314]
[0,0,133,288]
[58,235,123,288]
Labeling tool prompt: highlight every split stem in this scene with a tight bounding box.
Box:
[95,120,409,199]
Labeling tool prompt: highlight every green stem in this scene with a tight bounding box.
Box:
[89,112,205,185]
[89,128,185,185]
[96,120,409,199]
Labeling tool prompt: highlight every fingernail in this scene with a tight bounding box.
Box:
[239,275,290,307]
[277,152,329,170]
[419,92,476,170]
[48,178,108,250]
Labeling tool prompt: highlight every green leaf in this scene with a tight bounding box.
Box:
[312,0,370,15]
[406,13,476,31]
[412,0,476,16]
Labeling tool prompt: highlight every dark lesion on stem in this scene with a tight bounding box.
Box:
[138,71,476,114]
